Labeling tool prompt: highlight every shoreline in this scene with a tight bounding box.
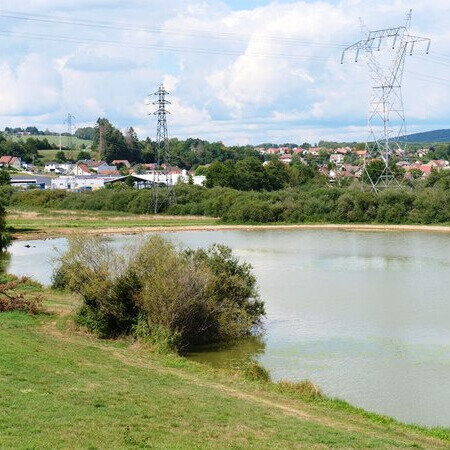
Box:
[11,222,450,240]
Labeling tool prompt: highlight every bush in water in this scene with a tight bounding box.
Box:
[53,235,265,352]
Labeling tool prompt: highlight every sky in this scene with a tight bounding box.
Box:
[0,0,448,145]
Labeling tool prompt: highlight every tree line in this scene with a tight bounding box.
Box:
[9,169,450,225]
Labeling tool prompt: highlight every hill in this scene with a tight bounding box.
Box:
[11,134,92,150]
[399,129,450,143]
[0,278,449,448]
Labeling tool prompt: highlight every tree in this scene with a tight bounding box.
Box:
[55,150,67,163]
[75,127,95,140]
[0,169,11,186]
[0,202,10,251]
[233,157,267,191]
[92,119,130,163]
[77,150,91,161]
[264,160,289,190]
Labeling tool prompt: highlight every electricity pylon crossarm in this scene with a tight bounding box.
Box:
[341,10,431,190]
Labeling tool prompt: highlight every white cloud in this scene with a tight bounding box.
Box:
[0,0,448,144]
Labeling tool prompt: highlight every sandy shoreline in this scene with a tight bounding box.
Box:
[11,223,450,240]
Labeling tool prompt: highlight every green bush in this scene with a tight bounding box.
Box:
[11,183,450,225]
[53,235,265,352]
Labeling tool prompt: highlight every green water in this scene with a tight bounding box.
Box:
[5,229,450,427]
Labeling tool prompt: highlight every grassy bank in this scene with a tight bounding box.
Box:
[6,207,450,241]
[1,280,449,448]
[6,208,219,239]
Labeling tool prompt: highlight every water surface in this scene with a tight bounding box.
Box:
[5,229,450,427]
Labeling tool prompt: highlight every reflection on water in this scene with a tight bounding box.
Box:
[5,229,450,427]
[188,336,265,369]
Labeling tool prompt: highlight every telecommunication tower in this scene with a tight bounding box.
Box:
[150,84,175,213]
[341,10,430,190]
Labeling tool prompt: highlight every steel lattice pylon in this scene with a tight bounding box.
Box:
[149,84,176,213]
[341,10,431,190]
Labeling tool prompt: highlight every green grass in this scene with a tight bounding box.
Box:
[6,207,219,238]
[11,134,92,149]
[0,285,448,448]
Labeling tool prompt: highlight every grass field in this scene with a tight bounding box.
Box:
[6,208,220,239]
[1,279,449,448]
[11,134,92,149]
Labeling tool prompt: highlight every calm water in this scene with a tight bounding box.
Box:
[5,230,450,427]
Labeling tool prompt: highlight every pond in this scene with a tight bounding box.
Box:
[4,229,450,427]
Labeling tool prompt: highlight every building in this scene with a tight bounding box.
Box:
[330,154,344,164]
[112,160,131,168]
[44,162,74,174]
[0,155,22,170]
[51,175,121,191]
[72,162,92,176]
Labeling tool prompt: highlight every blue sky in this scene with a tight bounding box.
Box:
[0,0,448,144]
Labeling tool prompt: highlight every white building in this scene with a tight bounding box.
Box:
[51,175,121,191]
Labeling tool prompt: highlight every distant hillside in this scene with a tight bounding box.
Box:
[398,129,450,143]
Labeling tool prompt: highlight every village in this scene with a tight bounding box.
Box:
[1,142,448,191]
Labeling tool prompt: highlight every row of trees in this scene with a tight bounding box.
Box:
[0,136,57,163]
[205,157,319,191]
[90,119,261,167]
[10,168,449,224]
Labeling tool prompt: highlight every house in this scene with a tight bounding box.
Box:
[307,147,320,156]
[279,154,292,164]
[336,147,351,155]
[0,155,22,170]
[97,163,118,175]
[330,154,344,164]
[112,160,131,168]
[72,162,92,176]
[355,150,367,158]
[292,147,305,155]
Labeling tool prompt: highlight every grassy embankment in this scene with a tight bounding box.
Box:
[6,208,220,239]
[1,278,449,448]
[6,207,450,241]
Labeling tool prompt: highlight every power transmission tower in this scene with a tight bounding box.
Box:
[149,84,175,213]
[341,10,430,190]
[64,113,76,151]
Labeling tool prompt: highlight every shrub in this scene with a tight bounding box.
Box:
[53,235,265,352]
[241,360,271,382]
[0,275,43,314]
[277,380,322,401]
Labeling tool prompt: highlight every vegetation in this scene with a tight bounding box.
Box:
[53,235,264,352]
[0,173,11,250]
[9,174,450,225]
[0,274,42,313]
[0,134,56,163]
[0,279,449,447]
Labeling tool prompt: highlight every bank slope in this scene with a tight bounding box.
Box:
[0,294,448,448]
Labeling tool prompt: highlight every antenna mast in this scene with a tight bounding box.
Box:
[341,10,430,190]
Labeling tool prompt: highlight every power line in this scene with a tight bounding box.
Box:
[0,9,348,49]
[0,29,332,63]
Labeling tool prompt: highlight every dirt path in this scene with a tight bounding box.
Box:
[41,319,448,448]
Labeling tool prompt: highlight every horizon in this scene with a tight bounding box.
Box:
[0,0,448,145]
